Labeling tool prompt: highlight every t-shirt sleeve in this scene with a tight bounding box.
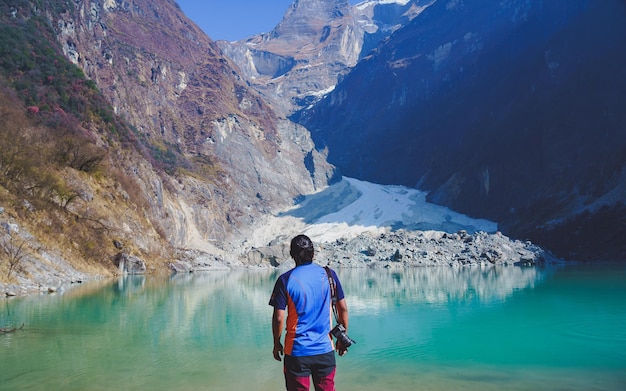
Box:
[331,269,345,301]
[268,277,287,310]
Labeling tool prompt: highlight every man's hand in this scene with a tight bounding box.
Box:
[336,340,348,356]
[335,299,349,357]
[272,308,285,361]
[273,341,284,361]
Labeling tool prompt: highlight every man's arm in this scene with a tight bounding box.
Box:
[335,298,349,356]
[272,308,285,361]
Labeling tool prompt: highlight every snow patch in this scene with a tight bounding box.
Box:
[249,177,497,247]
[355,0,411,11]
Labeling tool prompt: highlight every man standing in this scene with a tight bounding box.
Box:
[269,235,350,391]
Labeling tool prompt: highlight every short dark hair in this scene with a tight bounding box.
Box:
[290,234,314,264]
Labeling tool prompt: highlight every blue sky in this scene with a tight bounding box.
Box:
[176,1,361,42]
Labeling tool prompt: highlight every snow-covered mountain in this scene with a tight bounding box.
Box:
[218,0,433,116]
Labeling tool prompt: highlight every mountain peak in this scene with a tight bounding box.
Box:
[218,0,432,116]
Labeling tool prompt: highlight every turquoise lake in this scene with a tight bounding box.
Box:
[1,263,625,390]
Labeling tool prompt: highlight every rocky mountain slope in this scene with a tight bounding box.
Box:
[0,0,336,288]
[53,0,336,234]
[298,0,626,260]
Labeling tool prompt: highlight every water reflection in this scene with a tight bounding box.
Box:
[1,266,545,341]
[338,265,548,316]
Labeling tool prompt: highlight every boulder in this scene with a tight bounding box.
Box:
[114,252,146,274]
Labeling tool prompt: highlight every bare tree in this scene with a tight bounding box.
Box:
[0,228,30,278]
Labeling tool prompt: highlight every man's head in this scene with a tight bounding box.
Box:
[290,234,314,265]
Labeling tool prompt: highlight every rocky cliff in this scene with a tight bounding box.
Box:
[53,0,336,246]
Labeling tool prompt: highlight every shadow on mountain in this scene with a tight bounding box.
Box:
[298,0,626,260]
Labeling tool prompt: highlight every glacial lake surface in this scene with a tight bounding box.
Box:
[1,263,625,390]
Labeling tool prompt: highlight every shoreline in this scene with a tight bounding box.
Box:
[3,227,564,298]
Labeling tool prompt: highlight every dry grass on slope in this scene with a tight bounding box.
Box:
[0,87,172,287]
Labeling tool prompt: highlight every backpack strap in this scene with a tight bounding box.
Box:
[324,266,339,322]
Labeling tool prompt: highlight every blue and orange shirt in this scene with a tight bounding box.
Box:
[269,263,345,357]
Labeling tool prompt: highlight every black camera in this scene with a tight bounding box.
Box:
[331,324,356,348]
